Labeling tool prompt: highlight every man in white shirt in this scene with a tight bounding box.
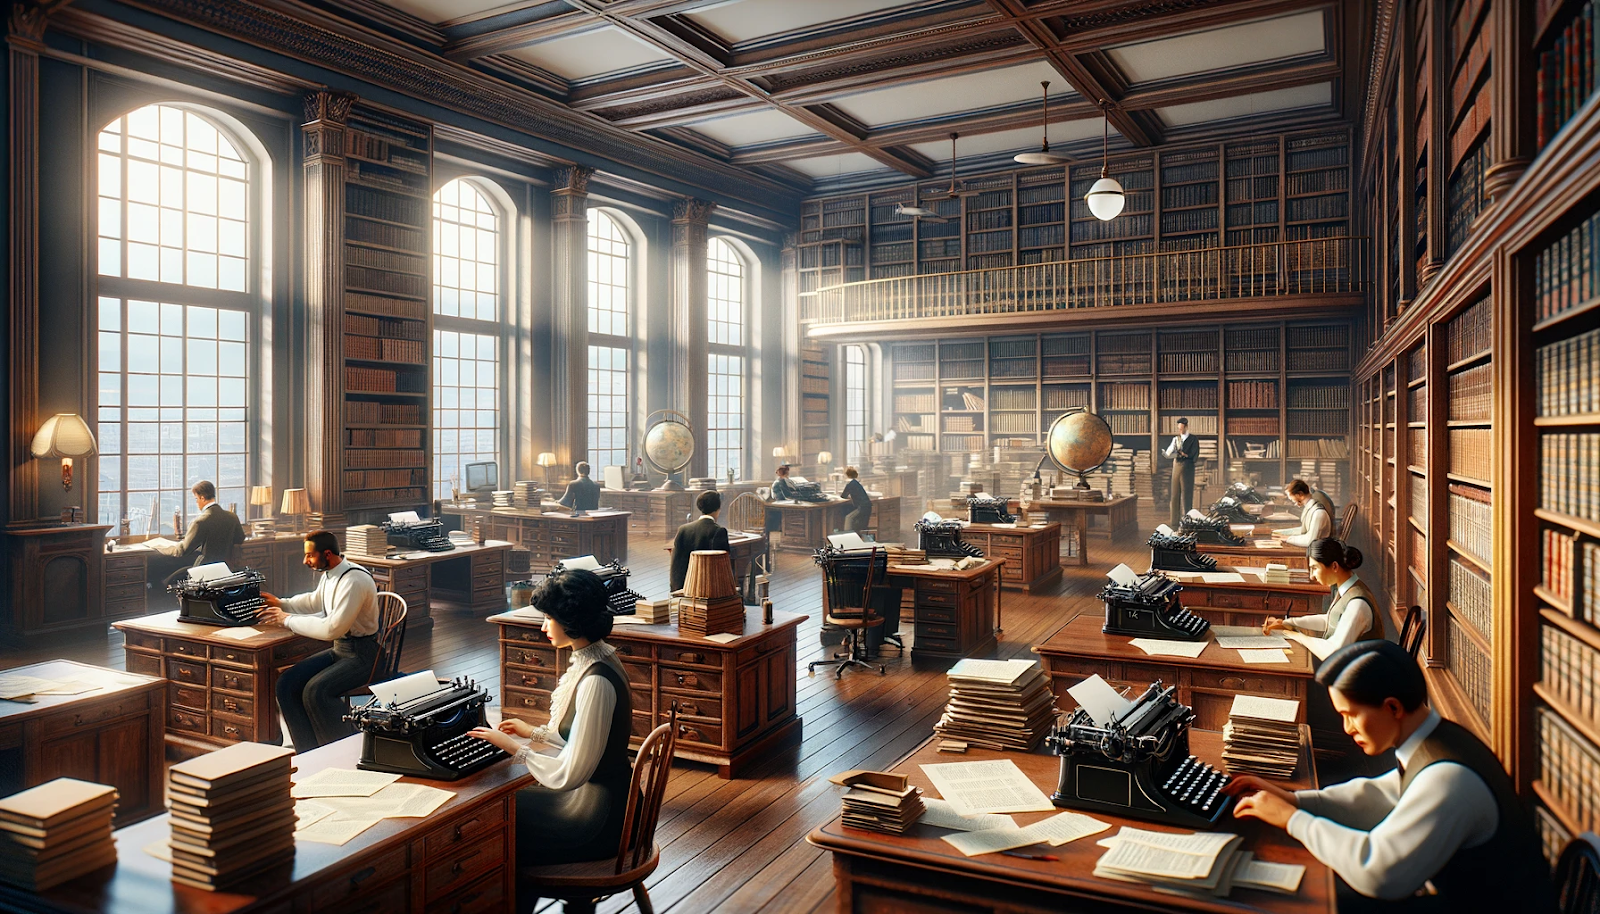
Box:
[1224,640,1554,914]
[1163,418,1200,526]
[258,530,380,751]
[1273,478,1331,548]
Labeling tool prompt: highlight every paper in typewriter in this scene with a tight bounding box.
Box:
[560,554,601,570]
[920,759,1055,816]
[367,669,442,706]
[388,510,422,524]
[1105,563,1140,587]
[1066,674,1133,726]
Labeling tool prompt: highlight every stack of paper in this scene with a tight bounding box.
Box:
[832,771,925,835]
[165,742,296,890]
[1262,563,1291,584]
[634,598,670,624]
[933,658,1058,751]
[1222,695,1302,778]
[1093,827,1245,897]
[490,490,514,507]
[0,779,118,890]
[514,480,543,507]
[345,524,387,557]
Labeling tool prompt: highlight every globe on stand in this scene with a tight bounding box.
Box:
[1042,409,1114,489]
[642,410,695,492]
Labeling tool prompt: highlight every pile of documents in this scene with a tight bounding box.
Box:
[1093,826,1307,897]
[933,658,1057,751]
[166,742,297,890]
[832,770,925,835]
[490,490,514,507]
[1262,563,1291,584]
[676,594,744,635]
[0,778,118,890]
[1222,695,1302,778]
[345,524,387,557]
[288,767,453,847]
[513,480,543,507]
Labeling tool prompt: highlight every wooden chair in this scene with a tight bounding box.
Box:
[1338,501,1359,543]
[727,493,766,535]
[517,708,679,914]
[1556,832,1600,914]
[810,547,888,679]
[1398,604,1426,658]
[343,592,408,702]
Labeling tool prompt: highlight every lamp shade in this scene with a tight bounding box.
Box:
[771,446,792,459]
[30,414,97,459]
[280,487,311,516]
[249,485,274,507]
[816,451,833,465]
[536,452,558,468]
[1085,176,1126,221]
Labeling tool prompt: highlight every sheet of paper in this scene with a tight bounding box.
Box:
[947,658,1036,685]
[290,768,401,799]
[1128,639,1209,658]
[144,840,173,862]
[918,798,1017,832]
[1067,674,1133,726]
[1097,839,1217,879]
[323,783,453,820]
[1253,539,1283,549]
[1285,632,1337,661]
[1237,859,1306,893]
[702,632,740,644]
[1229,524,1256,535]
[30,679,99,695]
[212,626,264,641]
[368,670,440,706]
[388,510,421,524]
[141,536,183,556]
[920,760,1055,816]
[1197,572,1247,583]
[1230,694,1301,723]
[827,532,868,548]
[1106,563,1139,587]
[188,562,233,581]
[0,674,60,700]
[294,799,338,829]
[611,615,652,625]
[1022,811,1112,846]
[561,554,601,570]
[940,826,1040,857]
[1214,634,1290,649]
[295,815,382,846]
[1113,827,1238,856]
[1236,649,1291,664]
[1156,524,1174,535]
[1187,509,1208,520]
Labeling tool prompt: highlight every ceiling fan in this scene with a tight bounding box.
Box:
[896,133,977,222]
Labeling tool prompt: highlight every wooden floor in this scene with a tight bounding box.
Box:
[0,516,1372,913]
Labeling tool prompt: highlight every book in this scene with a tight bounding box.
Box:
[0,779,117,829]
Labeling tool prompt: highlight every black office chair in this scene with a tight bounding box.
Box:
[1398,604,1425,659]
[811,547,889,679]
[1555,833,1600,914]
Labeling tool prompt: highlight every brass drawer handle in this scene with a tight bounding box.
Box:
[449,891,483,914]
[223,724,242,738]
[223,699,241,712]
[453,817,481,840]
[177,667,196,679]
[680,702,699,716]
[677,652,703,664]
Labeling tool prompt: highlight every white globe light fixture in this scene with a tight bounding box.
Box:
[1085,100,1125,222]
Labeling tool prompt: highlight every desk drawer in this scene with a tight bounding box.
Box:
[914,590,957,607]
[309,846,412,910]
[623,661,653,688]
[659,646,720,668]
[211,645,258,669]
[630,687,653,715]
[167,638,209,660]
[504,669,557,693]
[660,667,721,694]
[167,657,208,686]
[1042,656,1117,680]
[122,630,162,652]
[1188,669,1293,695]
[674,718,722,749]
[986,545,1024,560]
[917,622,958,641]
[662,694,720,721]
[914,636,958,655]
[125,650,162,678]
[212,666,254,693]
[504,645,557,670]
[1122,662,1174,687]
[434,870,505,914]
[210,713,253,743]
[1204,590,1266,611]
[273,640,321,665]
[501,627,551,647]
[168,683,207,712]
[610,641,651,662]
[914,606,958,625]
[212,691,253,718]
[915,579,959,594]
[424,796,508,858]
[1267,593,1315,615]
[501,687,552,716]
[426,830,504,902]
[168,706,208,736]
[631,710,656,740]
[105,553,145,575]
[105,582,147,606]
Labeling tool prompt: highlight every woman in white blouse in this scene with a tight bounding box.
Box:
[468,569,633,877]
[1263,538,1383,660]
[1272,479,1332,549]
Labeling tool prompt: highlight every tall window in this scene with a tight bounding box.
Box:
[587,211,631,472]
[707,237,746,481]
[432,179,503,499]
[95,105,255,529]
[845,345,867,464]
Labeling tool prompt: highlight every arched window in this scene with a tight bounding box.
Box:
[587,211,631,472]
[845,345,867,465]
[432,178,506,499]
[95,104,260,530]
[706,237,747,481]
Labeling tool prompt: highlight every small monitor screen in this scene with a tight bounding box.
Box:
[465,461,498,491]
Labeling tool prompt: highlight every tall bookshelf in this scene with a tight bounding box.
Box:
[341,107,432,516]
[801,340,831,467]
[1444,0,1492,256]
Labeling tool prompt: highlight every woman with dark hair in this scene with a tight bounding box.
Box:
[840,466,871,533]
[1262,537,1381,659]
[468,569,632,873]
[1224,640,1555,914]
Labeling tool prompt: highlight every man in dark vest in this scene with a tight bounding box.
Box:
[1224,640,1555,914]
[669,489,731,594]
[557,461,601,514]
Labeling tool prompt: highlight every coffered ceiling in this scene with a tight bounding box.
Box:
[316,0,1369,193]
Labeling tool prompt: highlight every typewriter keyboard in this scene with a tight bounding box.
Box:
[431,732,509,773]
[1162,755,1226,817]
[220,596,267,624]
[1168,608,1209,638]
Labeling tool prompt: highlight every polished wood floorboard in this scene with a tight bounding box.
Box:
[0,515,1369,913]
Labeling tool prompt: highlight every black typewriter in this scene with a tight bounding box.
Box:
[1046,682,1233,829]
[1101,569,1208,640]
[383,517,455,552]
[346,677,508,780]
[552,556,643,616]
[1178,514,1246,546]
[967,495,1015,525]
[168,568,268,627]
[1226,482,1267,505]
[791,481,830,503]
[915,519,983,558]
[1206,496,1256,525]
[1147,531,1219,573]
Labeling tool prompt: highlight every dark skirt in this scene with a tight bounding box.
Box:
[515,779,625,866]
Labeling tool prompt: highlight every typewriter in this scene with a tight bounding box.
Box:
[915,518,984,559]
[1226,482,1267,505]
[346,677,508,780]
[1147,531,1219,573]
[1179,513,1246,546]
[790,481,830,503]
[1046,681,1233,829]
[1101,566,1208,640]
[1205,496,1257,525]
[967,495,1015,525]
[552,555,643,616]
[383,513,455,552]
[169,566,268,627]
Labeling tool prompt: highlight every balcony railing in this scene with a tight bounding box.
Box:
[801,236,1369,326]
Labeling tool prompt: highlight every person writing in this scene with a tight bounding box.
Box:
[1272,479,1332,548]
[669,489,731,593]
[467,569,633,894]
[257,531,379,751]
[840,466,872,533]
[147,480,246,584]
[1263,538,1381,659]
[1224,640,1555,914]
[557,461,601,514]
[1163,418,1200,526]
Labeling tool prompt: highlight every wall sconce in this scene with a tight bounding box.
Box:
[31,414,98,492]
[816,450,833,469]
[280,487,311,535]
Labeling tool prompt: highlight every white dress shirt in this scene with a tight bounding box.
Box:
[278,558,379,640]
[1286,710,1498,900]
[1164,432,1191,458]
[513,641,626,791]
[1285,574,1373,658]
[1281,500,1332,547]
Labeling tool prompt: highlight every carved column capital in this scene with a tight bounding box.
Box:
[302,90,356,126]
[671,197,714,224]
[1482,157,1531,202]
[553,164,593,197]
[7,2,48,50]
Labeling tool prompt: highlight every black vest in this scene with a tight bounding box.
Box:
[1397,718,1556,913]
[557,659,634,804]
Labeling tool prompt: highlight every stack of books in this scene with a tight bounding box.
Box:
[0,778,118,891]
[933,658,1057,751]
[491,490,514,507]
[513,480,543,507]
[1222,695,1302,778]
[838,780,924,835]
[1262,563,1291,584]
[345,524,387,557]
[166,742,297,890]
[1093,827,1245,897]
[635,598,670,624]
[677,596,745,635]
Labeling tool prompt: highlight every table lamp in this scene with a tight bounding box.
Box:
[280,487,311,535]
[31,414,97,493]
[771,445,792,468]
[249,485,274,520]
[537,451,557,489]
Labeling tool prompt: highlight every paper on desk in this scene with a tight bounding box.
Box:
[918,798,1017,832]
[0,674,67,700]
[1097,840,1217,879]
[142,536,183,556]
[1253,539,1283,549]
[940,826,1041,857]
[291,768,401,799]
[144,840,173,862]
[1023,810,1112,846]
[1236,649,1291,664]
[920,760,1055,817]
[1214,633,1290,650]
[294,799,338,830]
[1106,563,1139,587]
[505,607,545,620]
[1230,695,1301,723]
[369,670,441,706]
[212,626,264,641]
[1197,572,1246,583]
[702,632,741,644]
[295,815,382,846]
[30,679,99,695]
[1237,858,1306,893]
[323,783,454,820]
[1067,674,1133,726]
[1128,639,1209,659]
[1285,632,1337,661]
[610,615,652,625]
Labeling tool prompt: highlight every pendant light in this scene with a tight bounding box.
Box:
[1085,100,1125,222]
[1014,80,1071,166]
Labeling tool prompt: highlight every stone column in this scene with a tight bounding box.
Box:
[1484,0,1535,201]
[7,3,46,527]
[779,233,800,465]
[670,198,713,478]
[550,166,592,468]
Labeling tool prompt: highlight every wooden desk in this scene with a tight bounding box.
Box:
[114,612,319,757]
[490,606,805,778]
[1170,571,1330,628]
[1033,615,1314,730]
[809,732,1332,914]
[599,488,697,537]
[4,734,529,913]
[771,495,901,552]
[1196,539,1311,571]
[0,660,164,825]
[881,560,1003,663]
[441,504,629,573]
[111,532,322,611]
[1027,496,1139,565]
[664,530,769,588]
[348,541,512,631]
[3,525,121,643]
[856,468,919,500]
[959,523,1062,592]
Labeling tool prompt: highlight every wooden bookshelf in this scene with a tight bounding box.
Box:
[801,340,831,467]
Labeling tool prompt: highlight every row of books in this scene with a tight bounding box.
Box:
[1043,388,1090,410]
[1226,153,1280,178]
[1018,184,1066,205]
[346,184,426,226]
[344,313,426,341]
[1162,183,1219,209]
[944,415,978,433]
[346,427,422,448]
[1538,804,1573,868]
[1226,350,1280,373]
[870,243,912,264]
[1161,161,1219,185]
[1019,224,1067,247]
[1449,618,1494,725]
[345,335,425,364]
[1450,556,1494,641]
[966,231,1013,253]
[989,388,1036,409]
[1537,706,1600,833]
[991,414,1037,433]
[346,400,421,425]
[347,265,426,299]
[1542,433,1600,521]
[1538,327,1600,417]
[1287,438,1349,459]
[1284,145,1348,172]
[1449,80,1494,168]
[1284,169,1350,196]
[1286,349,1350,372]
[1536,208,1600,324]
[943,434,984,452]
[1019,202,1064,224]
[1160,414,1217,435]
[344,290,425,321]
[1449,484,1494,565]
[1448,362,1492,422]
[894,416,932,433]
[1448,296,1493,365]
[344,468,427,490]
[1286,414,1348,436]
[1157,385,1219,409]
[1097,353,1155,374]
[345,244,426,276]
[1226,175,1280,199]
[1227,380,1279,409]
[1226,439,1282,459]
[347,485,427,506]
[344,216,423,252]
[1285,194,1348,223]
[1286,385,1350,409]
[1099,383,1152,410]
[1226,201,1280,226]
[1537,1,1600,147]
[345,365,426,394]
[1070,214,1154,243]
[1409,428,1428,469]
[966,210,1012,232]
[347,162,427,198]
[1161,209,1220,234]
[346,447,424,468]
[1108,414,1151,435]
[1157,352,1221,374]
[1448,428,1492,479]
[1446,140,1490,255]
[1227,417,1280,436]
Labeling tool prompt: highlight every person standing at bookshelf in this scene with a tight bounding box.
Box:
[1163,418,1200,526]
[557,461,601,514]
[1224,640,1555,914]
[1273,479,1332,549]
[840,466,872,534]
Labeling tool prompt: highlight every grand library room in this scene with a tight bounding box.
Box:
[1,0,1598,912]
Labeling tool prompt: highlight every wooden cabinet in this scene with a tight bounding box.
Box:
[102,551,150,619]
[879,560,1002,663]
[959,523,1062,591]
[492,607,804,778]
[1174,573,1326,628]
[599,489,696,537]
[2,525,126,643]
[441,505,628,573]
